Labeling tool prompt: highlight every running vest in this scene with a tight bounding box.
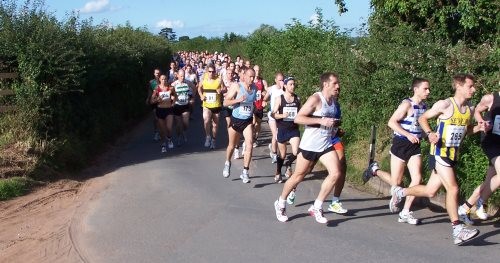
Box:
[267,85,284,120]
[277,94,300,130]
[254,78,265,110]
[394,98,427,139]
[299,92,338,152]
[149,79,158,90]
[430,98,471,161]
[232,83,256,120]
[330,99,342,144]
[201,75,222,108]
[482,91,500,145]
[173,81,191,106]
[155,86,174,107]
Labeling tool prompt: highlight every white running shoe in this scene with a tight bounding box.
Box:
[168,139,174,149]
[475,205,488,220]
[271,154,277,164]
[452,224,479,245]
[328,202,348,214]
[240,171,250,183]
[204,136,211,147]
[274,200,288,222]
[233,148,241,159]
[389,186,403,213]
[253,141,258,148]
[398,211,419,225]
[222,162,231,178]
[153,131,160,141]
[161,144,167,153]
[308,205,328,224]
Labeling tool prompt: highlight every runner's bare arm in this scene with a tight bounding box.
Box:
[223,83,242,107]
[388,100,419,143]
[294,94,333,127]
[418,99,450,144]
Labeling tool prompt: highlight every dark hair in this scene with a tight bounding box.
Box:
[411,77,429,90]
[452,73,475,89]
[319,72,339,90]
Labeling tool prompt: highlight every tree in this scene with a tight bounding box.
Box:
[159,27,177,42]
[178,36,189,41]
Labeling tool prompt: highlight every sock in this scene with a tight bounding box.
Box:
[401,208,410,215]
[465,201,473,209]
[276,156,284,174]
[225,160,230,166]
[243,168,249,174]
[451,220,460,226]
[313,199,323,210]
[331,196,339,204]
[278,197,286,208]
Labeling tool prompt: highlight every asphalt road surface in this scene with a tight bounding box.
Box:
[71,106,500,263]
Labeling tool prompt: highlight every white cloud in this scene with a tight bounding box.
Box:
[309,13,320,26]
[79,0,110,14]
[155,19,184,29]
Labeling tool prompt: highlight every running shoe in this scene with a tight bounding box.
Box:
[398,211,419,225]
[274,200,288,222]
[222,162,231,178]
[153,131,160,141]
[204,136,211,147]
[307,205,328,224]
[327,202,348,214]
[458,206,474,225]
[233,148,241,159]
[210,138,216,149]
[168,139,174,149]
[362,161,379,184]
[452,224,479,245]
[389,186,403,213]
[161,144,167,153]
[274,174,283,183]
[271,154,277,164]
[240,171,251,183]
[253,141,258,148]
[475,204,488,220]
[286,190,296,205]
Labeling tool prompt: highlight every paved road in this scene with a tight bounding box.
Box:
[72,106,500,263]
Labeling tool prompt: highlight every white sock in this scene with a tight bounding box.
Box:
[401,208,410,215]
[225,161,230,166]
[313,199,323,210]
[278,197,286,208]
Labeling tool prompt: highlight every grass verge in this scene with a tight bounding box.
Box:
[0,177,32,201]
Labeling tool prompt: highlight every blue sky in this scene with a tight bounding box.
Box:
[43,0,372,38]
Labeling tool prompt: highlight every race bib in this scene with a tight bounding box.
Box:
[444,125,466,147]
[177,94,188,105]
[240,102,253,118]
[205,93,217,103]
[283,106,297,121]
[492,115,500,135]
[159,91,170,101]
[320,118,334,136]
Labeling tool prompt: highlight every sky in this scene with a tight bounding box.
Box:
[41,0,372,38]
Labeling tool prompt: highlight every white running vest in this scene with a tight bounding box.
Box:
[299,92,338,152]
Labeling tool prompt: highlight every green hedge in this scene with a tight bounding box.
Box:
[0,1,171,175]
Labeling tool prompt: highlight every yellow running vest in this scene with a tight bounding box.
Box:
[202,76,222,108]
[430,98,471,161]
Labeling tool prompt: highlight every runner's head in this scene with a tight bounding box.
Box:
[320,72,340,97]
[284,76,295,94]
[452,73,475,99]
[411,77,430,100]
[243,68,256,86]
[274,72,284,88]
[177,69,185,82]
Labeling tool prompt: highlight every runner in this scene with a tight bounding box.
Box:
[222,68,257,183]
[147,68,161,141]
[263,72,285,163]
[220,62,242,159]
[150,75,176,153]
[390,74,484,245]
[172,69,195,144]
[271,76,300,183]
[458,91,500,224]
[274,72,344,224]
[252,64,268,148]
[363,78,430,224]
[198,65,222,149]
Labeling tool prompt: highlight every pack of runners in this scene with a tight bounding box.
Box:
[147,51,498,246]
